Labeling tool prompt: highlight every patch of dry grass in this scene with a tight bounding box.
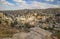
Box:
[0,24,18,38]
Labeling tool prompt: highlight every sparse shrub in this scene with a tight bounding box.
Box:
[0,21,2,24]
[55,14,60,16]
[11,22,15,27]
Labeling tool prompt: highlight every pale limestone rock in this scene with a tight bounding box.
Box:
[26,27,52,39]
[12,32,29,39]
[2,27,52,39]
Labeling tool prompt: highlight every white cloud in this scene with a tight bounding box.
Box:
[45,0,54,2]
[16,1,60,9]
[0,0,15,6]
[31,1,60,9]
[0,5,17,10]
[14,0,23,2]
[0,0,17,11]
[0,0,60,10]
[12,0,60,9]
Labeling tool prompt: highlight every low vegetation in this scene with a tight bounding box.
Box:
[0,8,60,38]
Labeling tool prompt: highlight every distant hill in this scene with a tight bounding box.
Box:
[0,8,60,16]
[40,8,60,14]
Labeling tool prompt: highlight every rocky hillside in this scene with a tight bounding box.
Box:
[0,8,60,39]
[0,8,60,15]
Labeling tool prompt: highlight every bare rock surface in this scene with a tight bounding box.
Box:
[12,32,29,39]
[2,27,52,39]
[26,27,52,39]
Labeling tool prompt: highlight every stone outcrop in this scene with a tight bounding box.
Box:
[2,27,52,39]
[26,27,52,39]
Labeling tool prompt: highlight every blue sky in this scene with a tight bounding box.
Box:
[6,0,16,5]
[7,0,60,4]
[0,0,60,10]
